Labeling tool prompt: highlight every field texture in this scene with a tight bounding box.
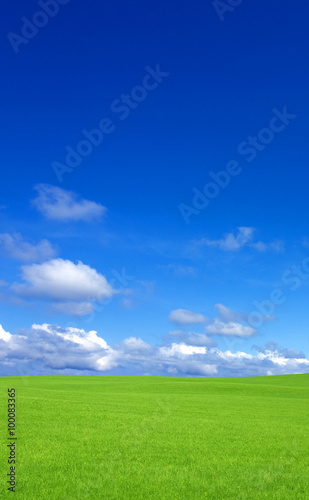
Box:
[1,374,309,499]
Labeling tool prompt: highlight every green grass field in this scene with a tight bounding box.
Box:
[1,374,309,499]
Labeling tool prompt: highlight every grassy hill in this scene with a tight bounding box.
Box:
[1,374,309,499]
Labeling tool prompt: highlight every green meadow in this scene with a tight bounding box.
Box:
[1,374,309,499]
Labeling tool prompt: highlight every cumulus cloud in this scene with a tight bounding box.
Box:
[32,184,106,222]
[0,323,117,372]
[11,259,115,315]
[0,233,57,262]
[12,259,114,301]
[0,323,308,377]
[169,309,208,325]
[0,325,11,342]
[194,227,283,252]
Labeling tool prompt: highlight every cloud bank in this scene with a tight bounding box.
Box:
[0,323,308,378]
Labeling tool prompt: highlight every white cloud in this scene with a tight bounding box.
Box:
[160,343,206,356]
[206,319,256,337]
[168,305,257,337]
[32,323,109,349]
[32,184,106,222]
[253,342,307,360]
[12,259,114,301]
[0,325,11,342]
[167,304,272,342]
[11,258,115,315]
[169,309,208,325]
[1,323,308,378]
[0,233,57,262]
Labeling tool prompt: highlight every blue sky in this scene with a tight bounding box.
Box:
[1,0,309,377]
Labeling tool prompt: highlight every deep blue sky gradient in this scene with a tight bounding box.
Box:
[1,0,309,368]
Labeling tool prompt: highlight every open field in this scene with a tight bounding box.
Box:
[1,374,309,499]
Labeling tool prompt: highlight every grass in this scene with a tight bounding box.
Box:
[1,374,309,499]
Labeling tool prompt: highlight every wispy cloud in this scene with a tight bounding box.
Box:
[168,330,217,347]
[169,309,208,325]
[32,184,106,222]
[201,226,254,251]
[215,303,276,325]
[204,303,276,337]
[193,227,284,253]
[50,302,95,316]
[0,232,57,262]
[168,303,271,339]
[250,240,285,252]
